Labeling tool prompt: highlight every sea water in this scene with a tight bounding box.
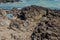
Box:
[0,0,60,9]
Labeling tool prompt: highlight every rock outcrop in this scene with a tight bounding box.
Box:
[0,0,20,3]
[0,5,60,40]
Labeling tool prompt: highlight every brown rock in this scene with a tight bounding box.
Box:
[0,5,60,40]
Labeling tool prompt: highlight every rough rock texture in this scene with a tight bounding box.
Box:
[0,0,19,3]
[0,5,60,40]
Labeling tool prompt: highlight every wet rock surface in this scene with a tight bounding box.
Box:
[0,0,20,3]
[0,5,60,40]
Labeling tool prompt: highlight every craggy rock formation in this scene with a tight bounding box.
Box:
[0,0,19,3]
[0,5,60,40]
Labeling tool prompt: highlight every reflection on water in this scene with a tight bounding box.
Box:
[0,0,60,9]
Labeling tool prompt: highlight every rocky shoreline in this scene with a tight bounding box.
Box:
[0,0,20,3]
[0,5,60,40]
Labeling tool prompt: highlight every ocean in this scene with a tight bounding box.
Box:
[0,0,60,9]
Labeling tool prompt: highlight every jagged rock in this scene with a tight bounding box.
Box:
[30,6,60,40]
[0,5,60,40]
[0,0,20,3]
[17,5,46,22]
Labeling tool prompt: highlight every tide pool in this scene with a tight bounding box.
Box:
[0,0,60,9]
